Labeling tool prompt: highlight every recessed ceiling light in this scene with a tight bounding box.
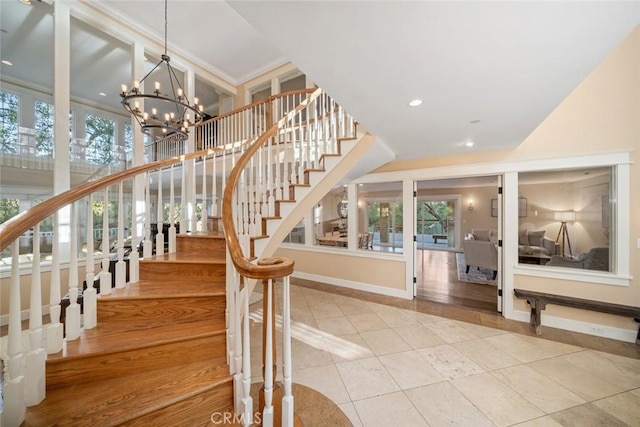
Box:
[469,119,481,124]
[99,92,107,96]
[144,56,149,61]
[19,0,32,5]
[408,99,423,107]
[2,60,13,66]
[465,140,475,147]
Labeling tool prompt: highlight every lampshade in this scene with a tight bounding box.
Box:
[554,211,575,222]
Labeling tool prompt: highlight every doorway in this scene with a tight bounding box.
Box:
[413,176,502,313]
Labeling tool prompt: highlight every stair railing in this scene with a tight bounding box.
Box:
[221,88,356,427]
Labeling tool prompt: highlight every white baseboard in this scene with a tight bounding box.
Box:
[510,309,637,343]
[291,271,412,300]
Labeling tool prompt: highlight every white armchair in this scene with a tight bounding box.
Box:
[462,239,498,279]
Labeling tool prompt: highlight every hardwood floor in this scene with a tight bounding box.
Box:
[416,249,497,313]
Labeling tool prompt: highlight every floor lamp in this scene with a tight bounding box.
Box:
[554,211,575,257]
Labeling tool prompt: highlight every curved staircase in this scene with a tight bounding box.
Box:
[23,232,232,426]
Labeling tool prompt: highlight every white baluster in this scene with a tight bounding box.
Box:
[211,154,217,219]
[169,165,177,252]
[84,196,97,329]
[156,168,164,256]
[66,202,81,341]
[233,284,243,413]
[262,279,274,427]
[129,179,140,283]
[241,282,253,427]
[26,224,46,406]
[115,181,127,288]
[281,275,294,427]
[4,241,26,425]
[100,188,112,295]
[46,213,63,354]
[143,174,153,257]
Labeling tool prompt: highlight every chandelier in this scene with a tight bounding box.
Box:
[120,0,203,142]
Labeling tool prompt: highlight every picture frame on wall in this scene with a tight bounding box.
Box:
[491,198,527,217]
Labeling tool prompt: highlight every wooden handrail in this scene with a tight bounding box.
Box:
[0,147,224,252]
[198,88,315,127]
[222,88,324,280]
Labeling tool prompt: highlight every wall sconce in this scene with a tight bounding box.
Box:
[467,202,474,212]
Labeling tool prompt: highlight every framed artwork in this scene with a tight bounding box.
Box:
[491,198,527,217]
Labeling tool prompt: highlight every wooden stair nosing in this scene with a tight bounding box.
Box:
[100,279,226,298]
[49,318,226,361]
[46,332,226,390]
[25,359,232,427]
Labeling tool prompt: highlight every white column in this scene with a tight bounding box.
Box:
[53,0,71,263]
[130,41,145,278]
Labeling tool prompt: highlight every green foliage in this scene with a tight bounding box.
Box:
[35,101,54,156]
[0,199,19,224]
[85,113,116,165]
[0,91,19,153]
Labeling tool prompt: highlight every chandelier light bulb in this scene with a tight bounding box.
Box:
[134,101,140,110]
[170,112,175,119]
[194,97,199,105]
[152,108,157,116]
[121,84,127,93]
[164,113,170,121]
[177,88,183,97]
[155,82,160,91]
[134,80,140,89]
[143,112,149,120]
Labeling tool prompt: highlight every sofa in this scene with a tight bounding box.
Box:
[518,229,558,256]
[546,247,609,271]
[463,229,498,279]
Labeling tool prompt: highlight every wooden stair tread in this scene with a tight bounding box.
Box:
[24,359,232,427]
[101,280,225,299]
[178,231,225,239]
[50,318,225,361]
[141,252,226,264]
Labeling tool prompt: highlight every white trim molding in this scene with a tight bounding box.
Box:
[292,271,412,300]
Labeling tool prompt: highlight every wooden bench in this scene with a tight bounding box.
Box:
[514,289,640,343]
[433,234,447,244]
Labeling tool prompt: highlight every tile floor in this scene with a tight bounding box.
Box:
[248,283,640,427]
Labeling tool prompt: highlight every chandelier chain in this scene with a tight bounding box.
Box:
[164,0,168,55]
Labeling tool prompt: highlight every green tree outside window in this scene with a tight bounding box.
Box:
[0,91,19,154]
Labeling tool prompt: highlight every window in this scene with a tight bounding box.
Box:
[358,182,403,253]
[35,101,54,156]
[314,187,348,249]
[518,167,614,272]
[0,91,19,154]
[85,113,116,165]
[284,217,305,244]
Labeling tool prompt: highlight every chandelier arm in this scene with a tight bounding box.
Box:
[136,60,164,88]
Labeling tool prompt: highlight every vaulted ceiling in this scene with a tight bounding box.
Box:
[2,1,638,161]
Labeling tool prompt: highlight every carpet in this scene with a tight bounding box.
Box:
[455,252,496,285]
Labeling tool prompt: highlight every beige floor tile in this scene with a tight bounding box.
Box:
[405,382,494,427]
[528,357,623,401]
[518,334,583,357]
[596,349,640,372]
[293,364,351,405]
[359,328,412,356]
[378,350,445,389]
[335,297,375,316]
[485,333,557,363]
[592,390,640,426]
[290,337,335,370]
[453,338,521,371]
[393,324,446,349]
[512,416,564,426]
[353,391,428,427]
[347,312,389,333]
[423,319,478,343]
[316,316,358,336]
[452,373,544,427]
[491,365,585,413]
[417,344,485,379]
[550,403,629,427]
[338,402,363,427]
[367,304,420,327]
[303,292,337,307]
[335,357,400,401]
[457,321,509,338]
[563,350,640,390]
[324,333,375,363]
[309,302,345,320]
